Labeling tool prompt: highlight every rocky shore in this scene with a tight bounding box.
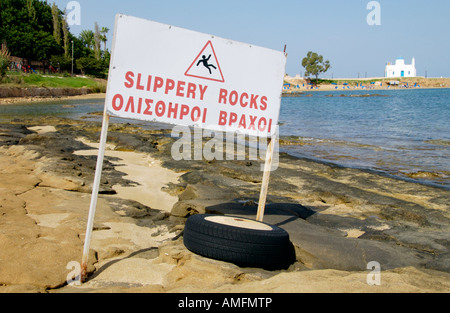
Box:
[0,115,449,293]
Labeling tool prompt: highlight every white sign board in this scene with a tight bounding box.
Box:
[81,15,287,279]
[106,14,287,138]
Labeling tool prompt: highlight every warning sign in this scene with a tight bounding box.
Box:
[185,41,225,83]
[105,14,287,138]
[82,15,287,276]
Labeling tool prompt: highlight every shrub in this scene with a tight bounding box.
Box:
[76,56,107,78]
[0,46,11,78]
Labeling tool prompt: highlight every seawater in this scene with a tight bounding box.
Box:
[279,88,450,189]
[1,88,449,189]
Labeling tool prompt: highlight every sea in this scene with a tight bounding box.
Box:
[280,88,450,189]
[1,88,449,189]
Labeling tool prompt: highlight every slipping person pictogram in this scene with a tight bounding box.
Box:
[197,54,217,74]
[185,41,225,83]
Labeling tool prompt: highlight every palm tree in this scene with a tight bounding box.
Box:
[79,30,94,49]
[94,23,101,60]
[100,27,110,52]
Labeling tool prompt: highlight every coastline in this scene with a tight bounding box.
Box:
[1,81,449,105]
[283,76,450,93]
[282,86,450,95]
[3,91,447,190]
[0,92,106,105]
[1,75,449,104]
[0,116,449,293]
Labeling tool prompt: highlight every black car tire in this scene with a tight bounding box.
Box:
[183,214,296,270]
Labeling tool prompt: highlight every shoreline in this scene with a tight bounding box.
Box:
[282,85,450,94]
[1,75,449,104]
[0,92,106,105]
[1,85,449,105]
[283,76,450,93]
[0,117,449,293]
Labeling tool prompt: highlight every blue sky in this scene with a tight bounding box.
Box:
[53,0,450,78]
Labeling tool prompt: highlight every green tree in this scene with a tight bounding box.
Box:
[0,0,61,62]
[100,26,109,52]
[61,10,70,57]
[49,54,71,72]
[79,30,94,50]
[33,29,62,61]
[0,0,109,76]
[26,0,36,22]
[51,2,61,45]
[302,51,331,82]
[76,56,105,77]
[93,22,101,60]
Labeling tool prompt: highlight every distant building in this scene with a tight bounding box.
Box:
[385,58,416,78]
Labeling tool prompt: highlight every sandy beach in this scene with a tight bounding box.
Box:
[0,110,449,293]
[283,76,450,92]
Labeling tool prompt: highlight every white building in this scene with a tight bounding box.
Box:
[385,57,416,78]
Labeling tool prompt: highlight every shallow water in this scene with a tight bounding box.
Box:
[1,88,449,189]
[0,98,104,121]
[279,89,450,189]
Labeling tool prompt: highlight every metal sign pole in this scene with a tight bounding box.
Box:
[80,109,110,282]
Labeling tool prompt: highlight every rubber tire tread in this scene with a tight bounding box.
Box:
[183,214,295,270]
[185,214,289,245]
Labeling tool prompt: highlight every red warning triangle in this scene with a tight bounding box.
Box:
[185,41,225,83]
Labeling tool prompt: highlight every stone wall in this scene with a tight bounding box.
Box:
[0,87,93,98]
